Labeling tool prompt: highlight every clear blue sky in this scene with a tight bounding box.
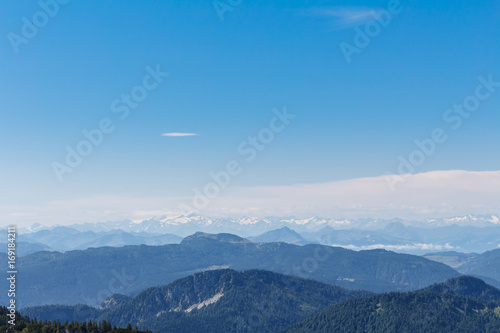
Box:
[1,0,499,224]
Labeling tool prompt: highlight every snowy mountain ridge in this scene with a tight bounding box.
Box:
[18,214,500,237]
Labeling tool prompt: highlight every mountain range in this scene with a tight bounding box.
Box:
[0,227,182,254]
[18,214,500,235]
[6,214,500,254]
[0,232,460,308]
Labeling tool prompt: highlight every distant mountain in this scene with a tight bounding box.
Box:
[0,242,52,256]
[18,214,500,235]
[424,251,479,269]
[180,232,252,245]
[0,232,459,307]
[304,223,500,254]
[23,269,372,333]
[302,225,412,248]
[425,250,500,289]
[15,227,182,251]
[458,249,500,284]
[21,226,82,248]
[283,276,500,333]
[249,227,310,245]
[10,214,500,254]
[75,231,182,249]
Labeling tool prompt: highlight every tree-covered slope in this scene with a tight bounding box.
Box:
[0,306,150,333]
[282,276,500,333]
[423,275,500,302]
[23,269,371,333]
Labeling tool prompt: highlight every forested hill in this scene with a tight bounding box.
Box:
[423,275,500,301]
[0,306,150,333]
[282,276,500,333]
[22,269,371,333]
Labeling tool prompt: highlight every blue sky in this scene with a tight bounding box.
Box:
[1,0,499,225]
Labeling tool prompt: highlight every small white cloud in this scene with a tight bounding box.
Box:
[161,133,199,137]
[307,6,382,29]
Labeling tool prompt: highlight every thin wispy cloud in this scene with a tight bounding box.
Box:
[4,170,500,226]
[161,133,199,137]
[307,6,383,29]
[197,170,500,219]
